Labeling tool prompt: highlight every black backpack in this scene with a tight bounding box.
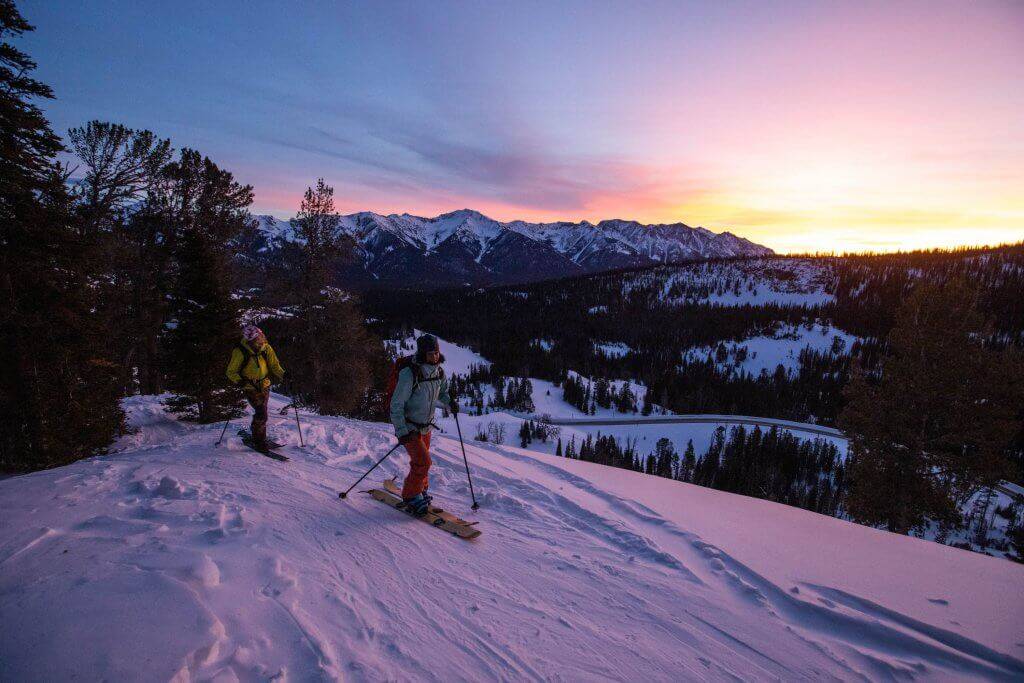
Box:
[236,343,269,379]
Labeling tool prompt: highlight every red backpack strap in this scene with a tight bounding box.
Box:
[385,355,419,413]
[398,356,419,385]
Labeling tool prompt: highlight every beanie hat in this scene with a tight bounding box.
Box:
[416,334,439,355]
[243,325,265,342]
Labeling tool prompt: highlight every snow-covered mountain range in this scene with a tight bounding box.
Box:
[250,209,773,288]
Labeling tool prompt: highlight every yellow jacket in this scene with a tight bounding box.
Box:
[226,339,284,391]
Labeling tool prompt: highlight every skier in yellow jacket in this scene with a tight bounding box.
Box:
[226,325,285,451]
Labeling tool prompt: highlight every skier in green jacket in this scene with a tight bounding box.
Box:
[226,325,284,451]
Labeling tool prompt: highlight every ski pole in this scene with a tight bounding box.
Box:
[293,402,305,447]
[338,443,401,499]
[453,412,480,510]
[288,381,305,447]
[215,416,232,446]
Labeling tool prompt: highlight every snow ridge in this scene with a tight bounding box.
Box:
[1,395,1021,681]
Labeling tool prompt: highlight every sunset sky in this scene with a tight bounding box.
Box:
[21,0,1024,253]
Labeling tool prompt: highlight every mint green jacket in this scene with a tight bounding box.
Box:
[390,362,451,438]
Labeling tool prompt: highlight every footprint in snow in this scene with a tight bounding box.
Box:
[131,475,197,500]
[479,490,527,512]
[928,597,949,606]
[190,554,221,589]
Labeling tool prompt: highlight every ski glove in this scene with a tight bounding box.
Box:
[449,398,459,415]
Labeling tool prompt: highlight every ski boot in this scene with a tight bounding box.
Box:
[421,489,442,513]
[401,493,430,517]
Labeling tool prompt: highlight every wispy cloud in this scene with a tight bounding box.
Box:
[244,97,671,215]
[35,1,1022,252]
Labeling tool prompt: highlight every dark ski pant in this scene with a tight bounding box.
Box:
[401,431,432,499]
[244,387,270,446]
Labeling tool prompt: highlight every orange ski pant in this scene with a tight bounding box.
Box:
[401,431,432,499]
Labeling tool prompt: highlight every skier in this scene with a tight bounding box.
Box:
[390,334,457,515]
[226,325,285,452]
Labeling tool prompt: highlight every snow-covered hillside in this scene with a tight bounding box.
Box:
[621,258,835,307]
[1,396,1021,681]
[386,331,491,377]
[387,331,851,461]
[251,209,772,288]
[392,332,1023,561]
[684,322,860,376]
[390,330,662,418]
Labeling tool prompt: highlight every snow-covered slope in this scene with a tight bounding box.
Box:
[388,331,666,420]
[386,329,492,377]
[386,330,849,464]
[622,258,835,307]
[1,396,1022,681]
[684,322,860,376]
[252,209,773,287]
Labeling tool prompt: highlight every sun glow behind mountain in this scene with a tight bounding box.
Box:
[26,0,1024,254]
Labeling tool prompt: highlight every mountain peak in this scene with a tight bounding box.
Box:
[437,208,490,222]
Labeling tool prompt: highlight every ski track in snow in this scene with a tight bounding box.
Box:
[1,394,1022,682]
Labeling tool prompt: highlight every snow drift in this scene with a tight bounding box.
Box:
[1,395,1022,681]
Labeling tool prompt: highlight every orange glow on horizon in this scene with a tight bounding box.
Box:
[253,171,1024,256]
[243,3,1024,256]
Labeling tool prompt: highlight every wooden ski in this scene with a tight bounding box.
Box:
[365,479,481,540]
[237,429,284,449]
[239,435,289,462]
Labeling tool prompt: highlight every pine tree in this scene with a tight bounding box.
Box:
[66,121,173,394]
[0,3,124,471]
[266,293,379,415]
[161,150,253,422]
[0,1,61,201]
[555,438,563,457]
[840,280,1024,533]
[595,377,611,409]
[581,435,594,462]
[520,378,536,413]
[652,437,676,478]
[278,179,379,415]
[67,121,171,236]
[680,439,696,482]
[695,427,725,487]
[291,178,344,303]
